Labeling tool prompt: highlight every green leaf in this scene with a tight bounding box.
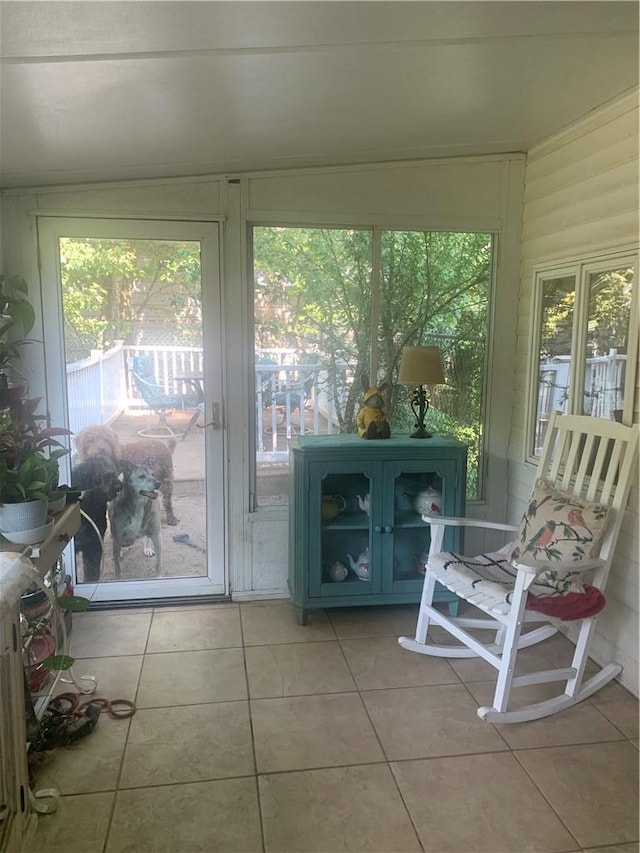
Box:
[8,299,36,337]
[43,654,75,670]
[0,318,15,338]
[49,447,71,461]
[55,594,90,612]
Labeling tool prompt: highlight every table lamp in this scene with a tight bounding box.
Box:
[397,346,445,438]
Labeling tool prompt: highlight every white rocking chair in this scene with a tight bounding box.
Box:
[399,412,639,723]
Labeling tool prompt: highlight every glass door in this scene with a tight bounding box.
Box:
[310,461,379,598]
[37,217,226,603]
[384,461,455,594]
[386,462,443,592]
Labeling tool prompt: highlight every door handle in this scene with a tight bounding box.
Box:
[199,402,222,430]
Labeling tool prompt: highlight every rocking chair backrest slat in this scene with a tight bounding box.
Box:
[575,432,596,488]
[545,427,566,485]
[583,436,608,501]
[539,412,638,575]
[599,439,624,505]
[561,429,583,491]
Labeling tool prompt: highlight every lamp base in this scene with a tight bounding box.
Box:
[406,385,434,439]
[409,425,433,439]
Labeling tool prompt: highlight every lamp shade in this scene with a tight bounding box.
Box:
[397,346,445,385]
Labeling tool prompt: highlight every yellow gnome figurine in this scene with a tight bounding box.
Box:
[357,375,391,439]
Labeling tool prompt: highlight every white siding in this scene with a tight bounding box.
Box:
[512,90,640,695]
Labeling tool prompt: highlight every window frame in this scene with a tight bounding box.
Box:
[526,248,639,464]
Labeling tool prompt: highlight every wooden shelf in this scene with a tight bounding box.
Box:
[0,502,80,576]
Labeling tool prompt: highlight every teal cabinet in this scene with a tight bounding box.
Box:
[288,434,467,625]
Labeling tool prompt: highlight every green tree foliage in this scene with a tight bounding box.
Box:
[59,238,201,360]
[540,268,632,361]
[540,276,576,360]
[378,231,491,496]
[587,268,634,356]
[254,228,374,429]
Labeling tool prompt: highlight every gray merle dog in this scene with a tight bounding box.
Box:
[109,460,163,578]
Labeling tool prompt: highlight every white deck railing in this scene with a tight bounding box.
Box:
[66,341,126,435]
[535,349,626,451]
[67,345,628,461]
[66,344,340,461]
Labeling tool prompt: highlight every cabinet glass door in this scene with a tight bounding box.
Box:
[384,460,457,593]
[309,462,380,597]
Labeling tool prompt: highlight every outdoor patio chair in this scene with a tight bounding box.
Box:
[131,355,200,438]
[182,401,205,441]
[258,355,315,433]
[399,411,639,723]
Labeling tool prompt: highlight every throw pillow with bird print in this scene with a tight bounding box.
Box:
[509,478,610,597]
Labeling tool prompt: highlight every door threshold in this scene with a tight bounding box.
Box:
[86,594,232,611]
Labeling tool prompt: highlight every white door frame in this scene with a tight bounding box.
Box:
[37,216,228,602]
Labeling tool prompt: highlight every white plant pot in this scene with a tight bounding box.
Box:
[47,491,67,515]
[0,498,48,534]
[2,517,53,545]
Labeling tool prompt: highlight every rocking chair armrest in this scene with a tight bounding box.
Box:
[510,556,606,576]
[423,515,519,557]
[421,515,519,534]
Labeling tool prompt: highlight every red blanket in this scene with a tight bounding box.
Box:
[526,585,606,620]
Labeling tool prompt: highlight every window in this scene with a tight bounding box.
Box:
[529,253,637,457]
[252,226,493,506]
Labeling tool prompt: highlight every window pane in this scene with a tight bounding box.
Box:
[253,227,373,507]
[379,231,493,500]
[252,227,493,505]
[58,237,207,583]
[583,267,634,420]
[534,275,575,455]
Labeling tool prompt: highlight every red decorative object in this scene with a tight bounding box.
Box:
[24,626,56,692]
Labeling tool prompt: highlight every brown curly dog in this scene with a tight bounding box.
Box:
[74,424,179,526]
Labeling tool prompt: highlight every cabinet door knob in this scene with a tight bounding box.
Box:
[384,525,393,533]
[374,525,382,533]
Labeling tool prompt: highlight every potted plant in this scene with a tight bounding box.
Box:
[0,274,72,537]
[0,273,36,405]
[0,404,70,534]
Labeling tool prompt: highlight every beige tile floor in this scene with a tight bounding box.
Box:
[27,601,639,853]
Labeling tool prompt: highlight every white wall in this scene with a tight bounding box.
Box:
[511,90,639,695]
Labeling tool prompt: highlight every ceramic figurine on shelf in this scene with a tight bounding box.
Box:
[413,486,442,516]
[321,494,346,522]
[347,547,371,581]
[328,561,348,582]
[356,375,391,439]
[357,493,370,516]
[413,552,429,575]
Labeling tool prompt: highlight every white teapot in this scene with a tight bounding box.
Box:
[357,494,370,516]
[347,548,371,582]
[413,487,442,516]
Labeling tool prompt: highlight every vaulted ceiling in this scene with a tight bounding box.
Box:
[0,1,638,189]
